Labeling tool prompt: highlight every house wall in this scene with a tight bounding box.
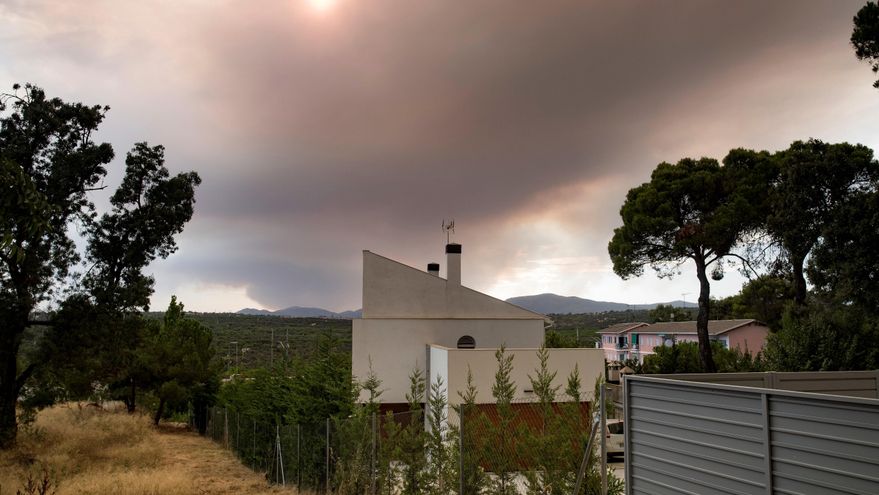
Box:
[444,347,605,406]
[353,318,544,403]
[726,323,768,353]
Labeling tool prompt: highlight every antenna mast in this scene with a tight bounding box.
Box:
[442,218,455,244]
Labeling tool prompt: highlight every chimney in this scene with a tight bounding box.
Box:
[446,243,461,285]
[427,262,440,276]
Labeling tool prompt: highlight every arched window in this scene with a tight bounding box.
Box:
[457,335,476,349]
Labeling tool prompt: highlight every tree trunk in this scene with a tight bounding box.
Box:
[694,256,718,373]
[153,397,166,426]
[0,347,19,449]
[193,399,208,435]
[0,310,28,449]
[791,252,808,305]
[127,379,136,413]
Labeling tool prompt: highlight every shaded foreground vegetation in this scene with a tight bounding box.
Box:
[214,343,623,494]
[170,313,352,371]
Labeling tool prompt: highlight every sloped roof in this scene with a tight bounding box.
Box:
[361,251,548,321]
[598,322,649,335]
[599,319,761,336]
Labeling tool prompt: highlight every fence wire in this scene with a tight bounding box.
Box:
[203,399,619,494]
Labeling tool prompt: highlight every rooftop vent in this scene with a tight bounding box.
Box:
[427,262,440,276]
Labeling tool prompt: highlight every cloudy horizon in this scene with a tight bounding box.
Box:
[3,0,878,313]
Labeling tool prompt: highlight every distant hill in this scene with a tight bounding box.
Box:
[505,293,697,315]
[236,306,362,319]
[239,293,697,319]
[237,308,274,316]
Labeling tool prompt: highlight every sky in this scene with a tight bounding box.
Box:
[2,0,878,313]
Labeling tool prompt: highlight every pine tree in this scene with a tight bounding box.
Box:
[397,368,427,495]
[486,345,521,495]
[453,366,486,495]
[424,375,456,495]
[523,346,565,494]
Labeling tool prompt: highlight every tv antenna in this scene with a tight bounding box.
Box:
[442,219,455,244]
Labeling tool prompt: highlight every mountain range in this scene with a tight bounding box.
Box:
[236,293,696,318]
[237,306,363,318]
[504,293,696,314]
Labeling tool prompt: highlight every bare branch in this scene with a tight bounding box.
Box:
[15,363,38,393]
[725,252,761,279]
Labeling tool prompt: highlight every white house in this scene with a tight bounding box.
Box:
[351,243,605,415]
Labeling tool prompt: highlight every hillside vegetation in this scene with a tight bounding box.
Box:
[0,404,287,495]
[146,313,352,371]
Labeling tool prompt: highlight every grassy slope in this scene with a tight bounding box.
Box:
[0,405,290,495]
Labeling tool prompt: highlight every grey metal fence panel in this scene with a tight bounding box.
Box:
[769,395,879,495]
[649,371,879,399]
[772,371,879,399]
[627,378,767,495]
[625,375,879,495]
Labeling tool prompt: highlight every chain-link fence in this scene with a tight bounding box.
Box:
[203,398,621,495]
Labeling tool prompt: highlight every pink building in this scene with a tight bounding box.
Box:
[598,319,769,363]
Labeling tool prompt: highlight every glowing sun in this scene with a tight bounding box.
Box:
[308,0,337,13]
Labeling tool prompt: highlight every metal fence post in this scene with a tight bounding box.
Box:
[326,417,331,494]
[761,393,773,494]
[601,384,607,495]
[574,417,601,494]
[297,423,302,491]
[371,412,377,495]
[459,405,464,495]
[276,423,286,486]
[223,407,229,449]
[623,376,632,493]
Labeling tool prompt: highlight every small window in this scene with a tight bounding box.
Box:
[457,335,476,349]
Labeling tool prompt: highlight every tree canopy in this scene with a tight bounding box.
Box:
[140,297,220,427]
[0,83,201,448]
[852,1,879,88]
[1,84,114,448]
[608,154,769,372]
[766,139,878,304]
[85,143,201,313]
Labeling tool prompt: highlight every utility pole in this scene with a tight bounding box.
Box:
[230,341,239,372]
[682,292,690,320]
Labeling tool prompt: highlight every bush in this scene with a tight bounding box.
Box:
[642,341,763,374]
[763,302,879,371]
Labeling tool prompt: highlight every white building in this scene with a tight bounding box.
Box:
[352,243,605,414]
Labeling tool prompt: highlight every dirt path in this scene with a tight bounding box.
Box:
[1,407,301,495]
[154,425,290,495]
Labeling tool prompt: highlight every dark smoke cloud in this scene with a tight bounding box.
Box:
[2,0,876,310]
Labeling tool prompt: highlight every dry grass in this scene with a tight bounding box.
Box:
[0,404,291,495]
